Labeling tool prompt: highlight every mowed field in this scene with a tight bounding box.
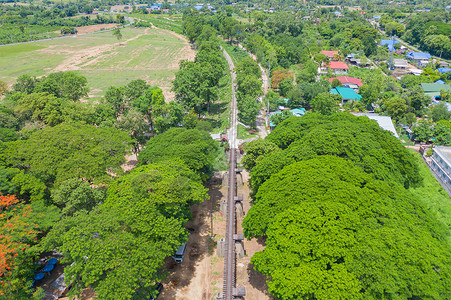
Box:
[0,26,195,100]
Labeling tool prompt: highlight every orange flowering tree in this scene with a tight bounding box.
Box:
[271,69,293,89]
[0,195,40,298]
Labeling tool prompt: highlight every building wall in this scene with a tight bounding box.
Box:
[431,150,451,189]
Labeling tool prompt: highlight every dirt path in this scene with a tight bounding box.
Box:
[159,175,226,300]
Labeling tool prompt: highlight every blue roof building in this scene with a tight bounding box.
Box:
[331,87,361,105]
[381,39,400,52]
[435,80,446,85]
[438,68,451,74]
[405,52,432,60]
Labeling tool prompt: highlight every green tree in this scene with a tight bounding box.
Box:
[40,161,206,299]
[113,27,122,42]
[412,119,433,142]
[359,84,379,110]
[385,97,409,122]
[51,178,104,216]
[310,92,340,115]
[241,139,281,171]
[245,156,451,299]
[138,127,217,177]
[430,102,451,122]
[237,94,260,126]
[4,123,132,185]
[331,78,343,88]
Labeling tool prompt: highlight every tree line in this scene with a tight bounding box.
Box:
[0,69,219,298]
[241,113,451,299]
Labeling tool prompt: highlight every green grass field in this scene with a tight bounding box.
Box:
[0,26,193,98]
[410,150,451,244]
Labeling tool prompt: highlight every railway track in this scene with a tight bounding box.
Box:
[221,46,239,300]
[223,149,237,300]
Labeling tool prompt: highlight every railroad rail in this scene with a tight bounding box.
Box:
[223,148,237,300]
[221,46,239,300]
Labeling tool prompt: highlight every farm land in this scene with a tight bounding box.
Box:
[0,26,194,100]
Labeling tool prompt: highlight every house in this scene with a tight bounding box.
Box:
[330,86,361,104]
[420,83,451,99]
[405,52,431,64]
[346,53,357,60]
[373,15,381,20]
[348,58,370,67]
[327,61,349,74]
[354,113,399,138]
[393,58,409,69]
[320,50,339,60]
[418,60,432,67]
[328,76,362,89]
[435,80,446,85]
[438,68,451,74]
[290,107,306,116]
[410,68,423,76]
[430,146,451,192]
[269,107,305,128]
[381,39,399,52]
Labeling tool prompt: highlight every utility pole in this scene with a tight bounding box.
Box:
[10,34,13,44]
[389,35,395,70]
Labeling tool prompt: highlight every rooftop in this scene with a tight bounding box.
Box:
[329,61,349,70]
[435,146,451,165]
[381,39,400,52]
[330,87,361,100]
[405,52,431,59]
[438,68,451,74]
[328,76,362,87]
[354,113,399,138]
[320,50,339,59]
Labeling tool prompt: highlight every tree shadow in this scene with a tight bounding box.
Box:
[247,262,274,298]
[159,177,223,299]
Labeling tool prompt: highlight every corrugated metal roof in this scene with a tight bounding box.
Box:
[330,87,361,100]
[355,113,399,138]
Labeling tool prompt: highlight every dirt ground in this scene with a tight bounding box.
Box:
[75,24,118,35]
[235,169,273,300]
[37,25,195,101]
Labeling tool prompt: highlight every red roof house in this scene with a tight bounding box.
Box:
[320,50,339,59]
[328,76,362,87]
[327,61,349,74]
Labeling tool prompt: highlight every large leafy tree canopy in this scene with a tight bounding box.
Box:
[138,127,217,177]
[244,153,451,300]
[40,161,206,299]
[2,123,132,185]
[251,113,421,195]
